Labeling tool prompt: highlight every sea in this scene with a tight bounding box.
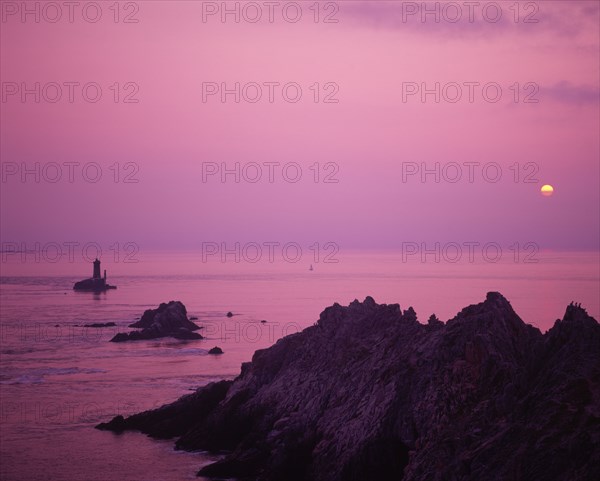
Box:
[1,249,598,481]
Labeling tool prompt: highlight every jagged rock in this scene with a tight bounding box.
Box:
[129,301,198,330]
[98,414,127,432]
[96,381,232,438]
[97,293,600,481]
[111,333,132,343]
[208,347,224,355]
[427,314,443,328]
[110,301,202,342]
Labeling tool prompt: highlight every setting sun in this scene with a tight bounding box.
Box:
[541,184,555,197]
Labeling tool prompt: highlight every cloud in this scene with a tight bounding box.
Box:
[340,1,599,40]
[544,81,600,105]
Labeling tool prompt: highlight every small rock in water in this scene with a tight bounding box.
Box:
[226,312,233,317]
[84,322,117,328]
[110,301,202,342]
[208,346,224,355]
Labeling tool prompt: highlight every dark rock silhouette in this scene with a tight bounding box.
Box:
[73,258,116,291]
[97,293,600,480]
[426,313,443,328]
[97,381,231,437]
[208,346,224,355]
[226,311,234,317]
[83,322,116,328]
[110,301,202,342]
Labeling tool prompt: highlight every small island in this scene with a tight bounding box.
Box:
[73,259,116,292]
[110,301,202,342]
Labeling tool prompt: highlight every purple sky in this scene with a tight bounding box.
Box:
[1,1,599,251]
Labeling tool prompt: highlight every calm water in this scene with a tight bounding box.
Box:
[1,250,598,481]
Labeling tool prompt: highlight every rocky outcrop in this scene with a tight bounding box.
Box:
[73,277,116,291]
[208,347,224,355]
[73,259,116,291]
[97,380,232,437]
[110,301,202,342]
[97,293,600,481]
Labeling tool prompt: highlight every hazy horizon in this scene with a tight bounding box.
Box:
[2,0,599,251]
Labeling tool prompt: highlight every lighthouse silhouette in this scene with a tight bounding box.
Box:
[92,259,107,281]
[93,259,101,279]
[73,258,115,291]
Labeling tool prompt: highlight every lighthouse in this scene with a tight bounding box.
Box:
[73,258,116,291]
[93,258,101,279]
